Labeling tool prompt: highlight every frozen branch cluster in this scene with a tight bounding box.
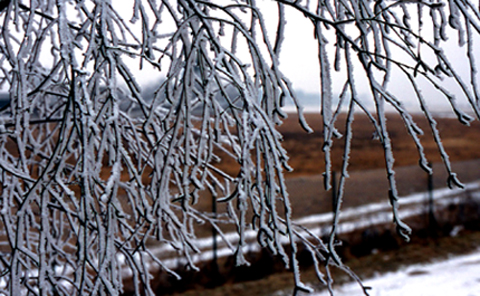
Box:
[0,0,478,295]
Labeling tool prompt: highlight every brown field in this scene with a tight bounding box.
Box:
[184,111,480,235]
[209,111,480,219]
[164,112,480,296]
[4,111,480,295]
[258,112,480,176]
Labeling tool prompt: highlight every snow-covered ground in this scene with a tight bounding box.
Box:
[151,181,480,268]
[312,251,480,296]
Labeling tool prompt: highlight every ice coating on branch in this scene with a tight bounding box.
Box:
[316,19,334,191]
[0,0,479,295]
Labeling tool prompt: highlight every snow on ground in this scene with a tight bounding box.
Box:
[153,181,480,268]
[312,251,480,296]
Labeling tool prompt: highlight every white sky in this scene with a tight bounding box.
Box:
[2,1,477,114]
[62,1,480,114]
[250,1,480,112]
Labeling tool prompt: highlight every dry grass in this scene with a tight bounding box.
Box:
[275,112,480,176]
[4,111,480,295]
[211,112,480,177]
[163,112,480,296]
[205,111,480,221]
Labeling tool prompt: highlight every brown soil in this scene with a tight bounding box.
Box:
[4,111,480,295]
[157,112,480,296]
[215,112,480,177]
[192,112,480,229]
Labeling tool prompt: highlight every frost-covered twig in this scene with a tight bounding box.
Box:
[0,0,479,295]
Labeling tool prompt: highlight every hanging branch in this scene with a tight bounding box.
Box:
[0,0,479,295]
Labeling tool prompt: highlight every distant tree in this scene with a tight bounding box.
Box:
[0,0,478,295]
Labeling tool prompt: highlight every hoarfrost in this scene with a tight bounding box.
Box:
[0,0,479,295]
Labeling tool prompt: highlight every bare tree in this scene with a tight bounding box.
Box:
[0,0,478,295]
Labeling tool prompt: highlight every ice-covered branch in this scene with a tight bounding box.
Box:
[0,0,479,295]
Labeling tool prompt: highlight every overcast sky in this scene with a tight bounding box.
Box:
[59,1,480,114]
[251,1,480,113]
[2,1,477,114]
